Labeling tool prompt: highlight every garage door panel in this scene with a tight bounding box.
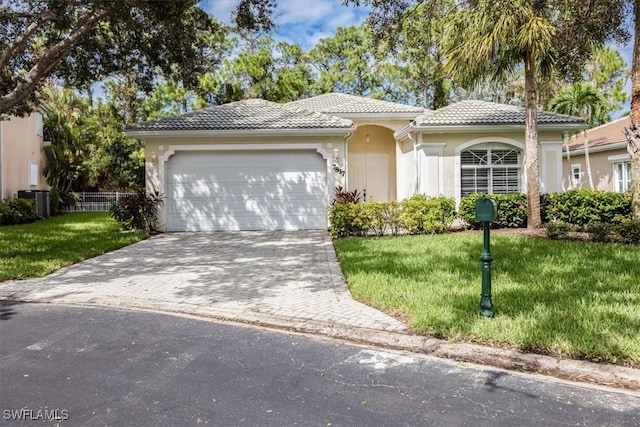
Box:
[167,150,328,231]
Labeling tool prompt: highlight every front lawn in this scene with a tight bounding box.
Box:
[0,212,147,281]
[334,233,640,367]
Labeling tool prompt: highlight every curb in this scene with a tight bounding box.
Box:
[4,294,639,393]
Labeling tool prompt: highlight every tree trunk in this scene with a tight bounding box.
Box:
[625,0,640,220]
[524,51,541,229]
[583,129,595,189]
[564,132,572,190]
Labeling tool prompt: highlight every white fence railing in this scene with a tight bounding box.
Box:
[64,192,137,212]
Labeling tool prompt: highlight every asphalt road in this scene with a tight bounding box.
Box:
[1,302,639,426]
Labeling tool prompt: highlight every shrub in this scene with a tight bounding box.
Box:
[332,186,362,204]
[109,190,164,232]
[49,189,63,216]
[400,196,456,234]
[541,190,631,227]
[329,195,456,238]
[587,222,618,243]
[1,198,37,225]
[619,220,640,245]
[459,193,527,229]
[545,220,574,240]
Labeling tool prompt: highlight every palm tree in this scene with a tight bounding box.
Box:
[549,82,607,189]
[624,0,640,219]
[444,0,556,229]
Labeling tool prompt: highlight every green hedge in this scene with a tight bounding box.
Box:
[586,220,640,244]
[541,189,631,227]
[459,193,528,229]
[329,195,456,238]
[1,198,38,225]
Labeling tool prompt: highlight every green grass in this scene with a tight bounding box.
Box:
[0,212,147,281]
[334,233,640,367]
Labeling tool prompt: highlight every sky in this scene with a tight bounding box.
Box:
[203,0,633,115]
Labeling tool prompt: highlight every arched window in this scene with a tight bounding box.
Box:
[460,143,522,196]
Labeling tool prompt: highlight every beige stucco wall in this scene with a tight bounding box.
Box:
[1,113,49,199]
[396,129,566,202]
[140,133,348,231]
[563,147,629,191]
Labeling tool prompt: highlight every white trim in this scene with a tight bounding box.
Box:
[126,128,354,138]
[415,142,446,196]
[608,153,631,162]
[455,136,525,203]
[570,163,582,185]
[567,141,627,156]
[540,140,563,194]
[158,143,333,221]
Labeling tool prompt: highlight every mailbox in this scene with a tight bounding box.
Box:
[475,197,497,222]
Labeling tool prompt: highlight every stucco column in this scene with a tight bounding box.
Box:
[540,140,563,193]
[416,143,446,197]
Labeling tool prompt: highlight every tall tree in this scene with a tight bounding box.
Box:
[623,0,640,219]
[0,0,272,116]
[549,82,608,189]
[583,46,631,123]
[396,0,455,109]
[308,25,383,97]
[349,0,628,228]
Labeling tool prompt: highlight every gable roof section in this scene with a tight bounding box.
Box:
[412,100,585,128]
[126,99,354,136]
[566,116,630,152]
[287,93,425,117]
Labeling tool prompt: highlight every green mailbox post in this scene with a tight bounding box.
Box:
[475,197,497,318]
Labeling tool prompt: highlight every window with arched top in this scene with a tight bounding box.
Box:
[460,143,522,196]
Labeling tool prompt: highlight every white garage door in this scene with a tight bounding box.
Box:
[167,150,328,231]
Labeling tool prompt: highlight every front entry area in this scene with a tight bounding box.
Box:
[348,153,390,202]
[166,150,328,231]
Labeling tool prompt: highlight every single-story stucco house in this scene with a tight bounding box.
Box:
[125,93,585,232]
[562,115,631,193]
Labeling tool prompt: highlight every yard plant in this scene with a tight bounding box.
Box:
[0,212,147,281]
[334,233,640,367]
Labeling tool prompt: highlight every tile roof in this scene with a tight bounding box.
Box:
[566,116,630,151]
[287,93,425,114]
[127,99,353,132]
[413,100,585,127]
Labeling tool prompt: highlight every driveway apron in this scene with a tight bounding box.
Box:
[0,231,407,333]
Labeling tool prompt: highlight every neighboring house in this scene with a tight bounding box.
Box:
[0,112,49,200]
[562,116,631,193]
[126,94,584,232]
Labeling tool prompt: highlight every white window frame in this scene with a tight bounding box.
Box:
[608,154,631,193]
[459,143,522,197]
[571,164,581,185]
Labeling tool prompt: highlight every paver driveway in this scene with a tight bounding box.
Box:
[0,231,407,333]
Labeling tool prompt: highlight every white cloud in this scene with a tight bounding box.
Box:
[199,0,369,50]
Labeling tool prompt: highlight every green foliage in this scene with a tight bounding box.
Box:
[109,190,164,232]
[586,220,640,245]
[1,199,37,226]
[334,233,640,365]
[541,190,631,227]
[0,212,147,281]
[49,189,63,216]
[545,220,575,240]
[459,193,528,229]
[329,196,456,238]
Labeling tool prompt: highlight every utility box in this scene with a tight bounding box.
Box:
[475,197,497,222]
[18,190,51,218]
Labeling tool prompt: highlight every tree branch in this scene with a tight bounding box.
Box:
[0,8,108,115]
[0,9,56,70]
